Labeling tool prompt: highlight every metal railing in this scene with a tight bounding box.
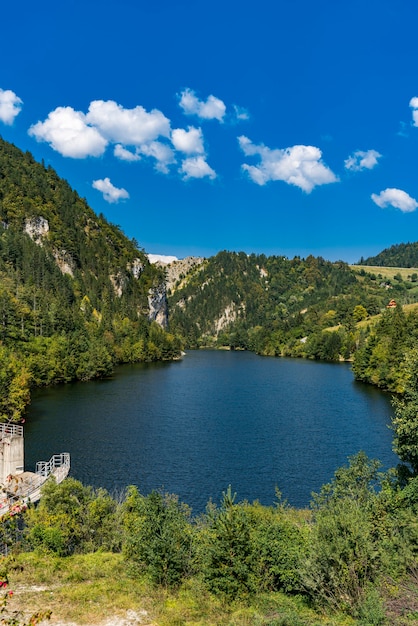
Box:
[0,453,70,518]
[36,453,71,477]
[0,424,23,438]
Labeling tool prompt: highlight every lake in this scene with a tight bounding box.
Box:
[25,350,397,513]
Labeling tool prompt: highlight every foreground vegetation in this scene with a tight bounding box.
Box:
[2,552,363,625]
[3,447,418,623]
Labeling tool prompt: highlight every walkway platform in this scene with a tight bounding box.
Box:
[0,452,70,517]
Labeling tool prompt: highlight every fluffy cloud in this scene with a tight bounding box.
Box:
[0,88,23,124]
[29,106,108,158]
[344,149,382,172]
[28,96,218,181]
[138,141,176,173]
[92,178,129,203]
[86,100,170,145]
[238,136,338,192]
[410,97,418,126]
[179,88,226,121]
[29,100,171,162]
[179,156,216,180]
[371,188,418,212]
[114,144,141,161]
[171,126,204,154]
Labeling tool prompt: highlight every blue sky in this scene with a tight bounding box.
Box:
[1,0,418,263]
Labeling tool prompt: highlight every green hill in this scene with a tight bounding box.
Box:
[359,241,418,267]
[167,250,417,361]
[0,137,181,421]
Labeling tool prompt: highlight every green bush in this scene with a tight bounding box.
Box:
[199,488,254,599]
[24,478,121,555]
[302,497,381,611]
[302,453,387,612]
[249,505,309,594]
[122,486,193,587]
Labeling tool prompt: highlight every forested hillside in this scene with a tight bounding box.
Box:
[352,304,418,392]
[359,241,418,267]
[167,250,418,362]
[0,137,181,421]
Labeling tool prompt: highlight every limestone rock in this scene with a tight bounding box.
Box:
[164,256,205,291]
[24,216,49,245]
[110,272,129,298]
[148,282,168,328]
[53,249,76,277]
[128,258,145,279]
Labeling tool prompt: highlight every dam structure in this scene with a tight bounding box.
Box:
[0,423,70,516]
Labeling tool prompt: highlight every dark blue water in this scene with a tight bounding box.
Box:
[25,350,397,513]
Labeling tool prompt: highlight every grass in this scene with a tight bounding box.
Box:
[7,552,154,624]
[350,265,418,281]
[3,552,358,626]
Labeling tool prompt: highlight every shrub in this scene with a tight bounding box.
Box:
[122,486,193,588]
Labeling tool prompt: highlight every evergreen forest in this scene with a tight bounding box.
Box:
[359,242,418,268]
[0,137,181,422]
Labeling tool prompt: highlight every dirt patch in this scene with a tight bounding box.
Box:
[34,609,156,626]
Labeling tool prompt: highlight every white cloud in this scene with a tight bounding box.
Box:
[410,97,418,126]
[180,156,216,180]
[86,100,171,145]
[138,141,176,173]
[114,144,141,161]
[29,106,108,158]
[92,178,129,203]
[179,88,226,121]
[171,126,204,154]
[27,96,220,179]
[371,188,418,213]
[344,149,382,172]
[0,88,23,124]
[29,99,171,161]
[238,135,338,192]
[233,104,250,121]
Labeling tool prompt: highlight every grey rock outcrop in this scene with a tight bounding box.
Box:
[128,258,144,279]
[110,272,129,298]
[24,216,49,245]
[165,256,205,291]
[53,249,76,277]
[148,283,168,328]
